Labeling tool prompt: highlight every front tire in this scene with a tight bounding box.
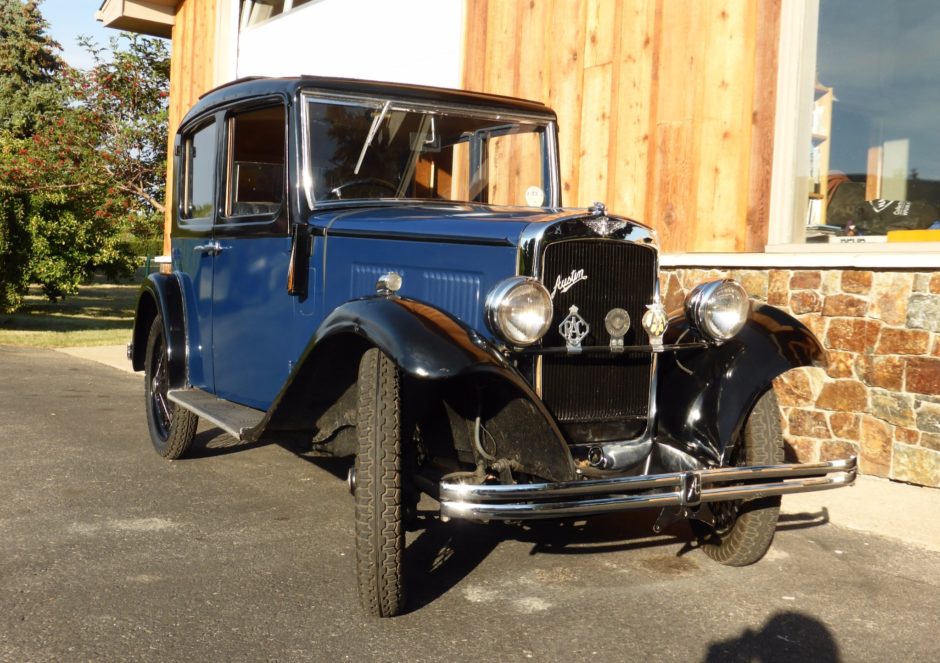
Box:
[695,390,784,566]
[354,348,406,617]
[144,316,197,459]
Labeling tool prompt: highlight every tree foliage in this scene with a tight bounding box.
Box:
[0,0,169,311]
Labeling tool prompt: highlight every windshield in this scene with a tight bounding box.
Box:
[303,94,556,207]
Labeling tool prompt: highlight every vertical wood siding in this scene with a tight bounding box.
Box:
[463,0,780,253]
[164,0,219,250]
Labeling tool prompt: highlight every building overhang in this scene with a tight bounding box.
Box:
[96,0,175,39]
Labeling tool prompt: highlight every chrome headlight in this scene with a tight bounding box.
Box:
[485,277,553,347]
[685,279,750,342]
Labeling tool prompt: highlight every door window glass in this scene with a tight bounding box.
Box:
[225,105,286,219]
[180,121,217,221]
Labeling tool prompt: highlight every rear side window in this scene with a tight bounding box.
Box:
[180,121,217,221]
[225,105,286,219]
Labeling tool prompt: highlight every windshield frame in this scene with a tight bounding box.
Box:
[299,89,561,210]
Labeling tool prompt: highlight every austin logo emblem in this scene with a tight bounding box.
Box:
[559,305,590,351]
[550,268,588,298]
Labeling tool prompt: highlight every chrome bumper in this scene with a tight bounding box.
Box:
[439,457,857,521]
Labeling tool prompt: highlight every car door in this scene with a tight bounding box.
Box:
[210,101,294,411]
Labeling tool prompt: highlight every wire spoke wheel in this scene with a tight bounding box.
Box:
[144,316,197,459]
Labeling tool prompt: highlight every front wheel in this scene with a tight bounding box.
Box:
[695,390,784,566]
[144,316,197,459]
[354,348,406,617]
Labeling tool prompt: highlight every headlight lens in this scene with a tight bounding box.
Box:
[485,277,553,346]
[685,279,750,342]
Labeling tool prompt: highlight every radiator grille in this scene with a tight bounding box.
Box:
[540,240,656,422]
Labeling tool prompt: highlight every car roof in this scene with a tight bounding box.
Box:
[180,76,557,127]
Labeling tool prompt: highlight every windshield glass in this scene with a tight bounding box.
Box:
[303,95,555,207]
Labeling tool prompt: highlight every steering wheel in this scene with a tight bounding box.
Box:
[329,177,398,200]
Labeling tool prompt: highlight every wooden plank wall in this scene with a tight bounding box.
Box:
[463,0,781,253]
[163,0,219,250]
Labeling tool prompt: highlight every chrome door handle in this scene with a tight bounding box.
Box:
[193,241,225,255]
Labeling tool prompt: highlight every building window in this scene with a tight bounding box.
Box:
[773,0,940,248]
[240,0,314,29]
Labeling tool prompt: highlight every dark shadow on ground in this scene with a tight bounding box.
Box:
[704,611,841,662]
[182,426,273,459]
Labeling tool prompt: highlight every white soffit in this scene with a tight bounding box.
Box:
[96,0,175,39]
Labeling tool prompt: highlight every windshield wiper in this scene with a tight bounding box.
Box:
[354,100,391,175]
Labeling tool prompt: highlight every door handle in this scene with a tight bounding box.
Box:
[193,241,226,255]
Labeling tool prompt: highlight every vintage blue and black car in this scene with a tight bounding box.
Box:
[129,76,857,617]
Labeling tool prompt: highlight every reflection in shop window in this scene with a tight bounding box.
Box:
[804,0,940,244]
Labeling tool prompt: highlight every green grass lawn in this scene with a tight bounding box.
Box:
[0,281,137,347]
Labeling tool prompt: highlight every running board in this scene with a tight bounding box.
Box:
[167,388,264,440]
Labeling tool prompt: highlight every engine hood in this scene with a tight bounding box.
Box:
[310,202,652,248]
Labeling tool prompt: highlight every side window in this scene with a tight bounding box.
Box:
[180,121,217,221]
[225,105,286,219]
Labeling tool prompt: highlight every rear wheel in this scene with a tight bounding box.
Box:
[354,348,406,617]
[695,390,784,566]
[144,316,197,459]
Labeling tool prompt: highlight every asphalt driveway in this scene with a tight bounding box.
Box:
[1,346,938,662]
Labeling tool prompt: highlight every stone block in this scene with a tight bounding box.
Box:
[841,270,873,294]
[859,415,892,477]
[732,270,768,300]
[826,318,881,353]
[816,379,868,411]
[915,401,940,434]
[869,272,914,325]
[768,270,790,307]
[822,294,868,317]
[820,439,858,461]
[931,273,940,295]
[773,368,823,407]
[830,412,860,440]
[790,271,821,290]
[870,390,915,428]
[800,313,828,340]
[913,273,932,293]
[790,291,822,314]
[862,355,904,391]
[933,336,940,358]
[894,427,920,445]
[785,436,819,463]
[788,408,831,437]
[876,328,930,355]
[907,294,940,332]
[825,350,855,379]
[662,272,685,315]
[921,433,940,452]
[891,443,940,488]
[821,270,842,295]
[906,357,940,395]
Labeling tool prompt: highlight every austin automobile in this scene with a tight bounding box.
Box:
[129,76,857,617]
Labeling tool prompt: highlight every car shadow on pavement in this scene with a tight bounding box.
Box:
[703,611,841,662]
[183,426,273,459]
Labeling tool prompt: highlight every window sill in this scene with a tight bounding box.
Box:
[661,244,940,270]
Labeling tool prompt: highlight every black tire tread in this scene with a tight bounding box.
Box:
[144,316,197,459]
[354,348,405,617]
[699,390,784,566]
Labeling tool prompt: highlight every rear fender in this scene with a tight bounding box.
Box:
[255,297,577,482]
[130,274,187,389]
[656,304,826,465]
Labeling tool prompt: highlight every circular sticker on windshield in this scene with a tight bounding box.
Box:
[525,186,545,207]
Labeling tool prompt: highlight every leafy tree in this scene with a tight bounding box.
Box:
[0,1,170,311]
[0,0,64,311]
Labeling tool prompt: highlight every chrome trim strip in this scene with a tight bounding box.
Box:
[438,457,857,521]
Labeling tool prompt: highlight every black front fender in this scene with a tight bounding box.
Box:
[656,304,825,465]
[255,297,576,482]
[130,273,187,389]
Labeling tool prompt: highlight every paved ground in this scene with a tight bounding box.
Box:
[2,346,939,662]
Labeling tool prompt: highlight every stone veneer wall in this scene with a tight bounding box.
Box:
[660,268,940,488]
